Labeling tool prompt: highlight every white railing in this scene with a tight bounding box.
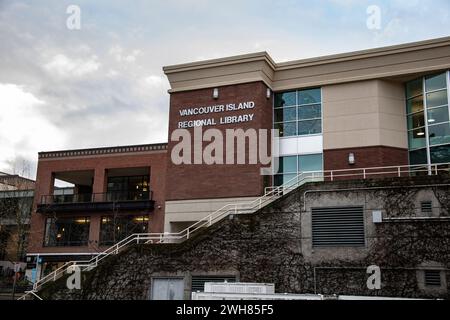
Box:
[19,162,450,299]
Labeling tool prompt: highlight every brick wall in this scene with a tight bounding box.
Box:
[28,151,167,255]
[324,146,409,172]
[166,81,273,201]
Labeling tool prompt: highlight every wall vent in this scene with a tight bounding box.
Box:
[312,206,365,247]
[420,201,432,214]
[424,270,441,287]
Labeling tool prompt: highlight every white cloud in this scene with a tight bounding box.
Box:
[44,54,100,78]
[0,83,66,171]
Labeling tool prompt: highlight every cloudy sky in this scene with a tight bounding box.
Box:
[0,0,449,178]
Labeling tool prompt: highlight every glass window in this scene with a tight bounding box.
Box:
[44,217,90,247]
[274,91,296,108]
[408,128,426,149]
[275,121,296,137]
[298,119,321,135]
[428,122,450,146]
[426,90,448,108]
[409,148,427,165]
[407,112,425,130]
[274,173,297,187]
[298,154,323,172]
[278,156,297,174]
[274,107,296,122]
[298,88,321,105]
[106,175,150,201]
[430,144,450,163]
[406,78,423,98]
[425,73,447,92]
[100,215,149,246]
[406,96,423,114]
[427,106,449,125]
[406,72,450,167]
[298,104,321,120]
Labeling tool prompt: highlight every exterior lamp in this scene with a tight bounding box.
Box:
[266,88,271,99]
[213,88,219,99]
[348,153,355,165]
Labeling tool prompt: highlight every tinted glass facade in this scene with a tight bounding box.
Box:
[406,71,450,165]
[43,217,90,247]
[100,215,149,246]
[274,88,322,137]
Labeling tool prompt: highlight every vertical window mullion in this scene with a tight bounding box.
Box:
[422,77,432,168]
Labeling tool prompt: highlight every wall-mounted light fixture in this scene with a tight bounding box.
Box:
[213,88,219,99]
[348,152,355,165]
[266,88,271,99]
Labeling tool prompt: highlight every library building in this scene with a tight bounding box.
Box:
[26,37,450,288]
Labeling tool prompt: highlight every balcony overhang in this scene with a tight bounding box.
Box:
[37,199,155,214]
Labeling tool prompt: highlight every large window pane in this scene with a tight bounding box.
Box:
[425,73,447,92]
[430,144,450,163]
[278,156,297,174]
[275,121,296,137]
[427,106,449,125]
[100,215,149,246]
[298,88,321,105]
[44,217,90,247]
[407,112,425,130]
[298,154,323,172]
[298,119,321,135]
[408,129,426,149]
[406,96,424,114]
[107,175,149,201]
[406,78,423,98]
[274,107,296,122]
[426,90,448,108]
[409,149,427,165]
[298,104,321,120]
[428,122,450,146]
[274,91,296,108]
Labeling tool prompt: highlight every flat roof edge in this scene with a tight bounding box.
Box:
[163,36,450,74]
[38,142,168,159]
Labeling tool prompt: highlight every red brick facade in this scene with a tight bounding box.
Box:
[324,146,409,172]
[28,150,167,255]
[165,81,273,200]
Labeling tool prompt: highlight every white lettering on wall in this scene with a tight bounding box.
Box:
[177,101,256,128]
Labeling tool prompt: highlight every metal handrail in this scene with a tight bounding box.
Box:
[40,190,153,205]
[20,162,450,300]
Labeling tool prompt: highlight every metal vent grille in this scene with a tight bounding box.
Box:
[191,276,236,292]
[421,201,432,214]
[424,270,441,287]
[312,206,365,247]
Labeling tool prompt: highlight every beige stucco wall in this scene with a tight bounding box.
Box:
[322,79,407,150]
[164,196,259,232]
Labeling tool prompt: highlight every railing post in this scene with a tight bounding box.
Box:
[186,228,190,239]
[259,198,262,209]
[53,272,56,281]
[209,216,212,226]
[136,234,140,244]
[435,165,438,175]
[363,169,366,179]
[159,233,163,243]
[330,171,333,181]
[398,166,401,177]
[235,205,237,215]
